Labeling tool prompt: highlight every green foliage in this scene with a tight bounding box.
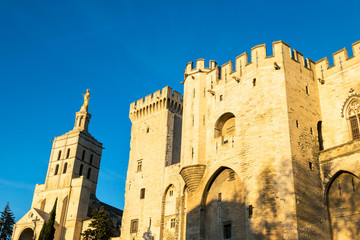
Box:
[38,199,57,240]
[81,206,113,240]
[0,202,15,240]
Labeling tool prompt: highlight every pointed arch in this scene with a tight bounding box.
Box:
[160,184,178,240]
[326,170,360,239]
[200,167,246,240]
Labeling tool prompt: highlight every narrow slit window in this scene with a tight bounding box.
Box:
[296,120,299,128]
[54,164,59,175]
[79,164,83,176]
[306,86,309,95]
[82,150,86,161]
[309,162,313,170]
[140,188,145,199]
[90,154,93,165]
[57,150,62,160]
[66,149,70,158]
[218,193,222,202]
[87,168,91,179]
[63,162,68,174]
[253,78,256,87]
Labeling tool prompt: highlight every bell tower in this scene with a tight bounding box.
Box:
[44,89,102,195]
[12,90,106,240]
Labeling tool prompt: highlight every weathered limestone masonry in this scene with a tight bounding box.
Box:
[12,97,122,240]
[122,40,360,240]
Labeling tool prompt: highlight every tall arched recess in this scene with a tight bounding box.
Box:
[200,167,246,240]
[326,171,360,240]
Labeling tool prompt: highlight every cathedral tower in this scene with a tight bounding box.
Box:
[12,90,122,240]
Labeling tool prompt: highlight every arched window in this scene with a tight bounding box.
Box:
[87,168,91,179]
[57,150,62,160]
[54,164,59,175]
[342,96,360,140]
[63,162,68,174]
[215,113,235,144]
[82,150,86,161]
[79,164,83,176]
[66,148,70,158]
[90,154,93,165]
[79,116,83,126]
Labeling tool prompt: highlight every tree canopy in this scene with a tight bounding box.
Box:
[0,202,15,240]
[81,206,113,240]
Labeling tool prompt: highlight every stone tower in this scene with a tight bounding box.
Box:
[121,40,360,240]
[120,87,183,240]
[12,91,122,240]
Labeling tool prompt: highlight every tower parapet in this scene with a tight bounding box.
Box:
[315,40,360,81]
[184,41,316,89]
[129,86,183,121]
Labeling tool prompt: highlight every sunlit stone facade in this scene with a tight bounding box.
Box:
[12,100,122,240]
[121,40,360,240]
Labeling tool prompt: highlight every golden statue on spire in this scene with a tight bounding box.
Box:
[80,89,90,112]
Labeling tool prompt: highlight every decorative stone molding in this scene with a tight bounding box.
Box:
[180,164,206,192]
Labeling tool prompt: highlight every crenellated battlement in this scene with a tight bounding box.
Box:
[184,41,317,88]
[129,86,183,121]
[315,40,360,80]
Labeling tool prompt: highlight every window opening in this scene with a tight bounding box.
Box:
[169,190,173,196]
[170,218,176,228]
[140,188,146,199]
[87,168,91,179]
[66,149,70,158]
[317,121,324,150]
[223,223,232,239]
[248,205,253,218]
[137,160,142,172]
[146,127,149,133]
[228,170,235,181]
[296,120,299,128]
[310,127,313,135]
[253,78,256,87]
[130,219,139,233]
[349,116,360,140]
[90,154,93,165]
[54,164,59,175]
[63,163,68,174]
[309,162,313,170]
[219,95,223,101]
[79,164,83,176]
[82,150,86,161]
[57,151,62,160]
[352,177,356,192]
[218,193,222,202]
[306,86,309,95]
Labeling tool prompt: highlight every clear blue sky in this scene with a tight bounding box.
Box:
[0,0,359,220]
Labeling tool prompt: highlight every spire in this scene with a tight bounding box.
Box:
[74,89,92,131]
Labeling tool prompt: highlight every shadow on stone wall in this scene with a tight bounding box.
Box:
[142,226,154,240]
[185,163,334,240]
